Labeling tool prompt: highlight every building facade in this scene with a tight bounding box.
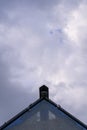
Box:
[0,85,87,130]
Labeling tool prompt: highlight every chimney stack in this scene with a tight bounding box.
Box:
[39,85,49,99]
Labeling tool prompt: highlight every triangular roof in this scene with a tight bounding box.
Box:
[0,85,87,130]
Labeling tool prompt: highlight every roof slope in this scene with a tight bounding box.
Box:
[0,97,87,130]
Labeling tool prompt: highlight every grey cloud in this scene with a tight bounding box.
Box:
[0,51,38,125]
[50,82,87,124]
[16,0,82,10]
[0,0,82,19]
[0,0,87,126]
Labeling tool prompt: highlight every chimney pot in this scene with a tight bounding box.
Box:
[39,85,49,99]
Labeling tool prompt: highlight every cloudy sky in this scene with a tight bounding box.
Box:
[0,0,87,126]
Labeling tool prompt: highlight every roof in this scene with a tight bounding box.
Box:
[0,85,87,130]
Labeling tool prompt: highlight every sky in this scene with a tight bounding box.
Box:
[0,0,87,126]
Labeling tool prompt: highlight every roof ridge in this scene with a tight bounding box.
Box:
[0,98,87,129]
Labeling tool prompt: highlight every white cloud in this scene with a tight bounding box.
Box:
[64,3,87,44]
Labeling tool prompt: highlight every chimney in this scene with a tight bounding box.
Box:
[39,85,49,99]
